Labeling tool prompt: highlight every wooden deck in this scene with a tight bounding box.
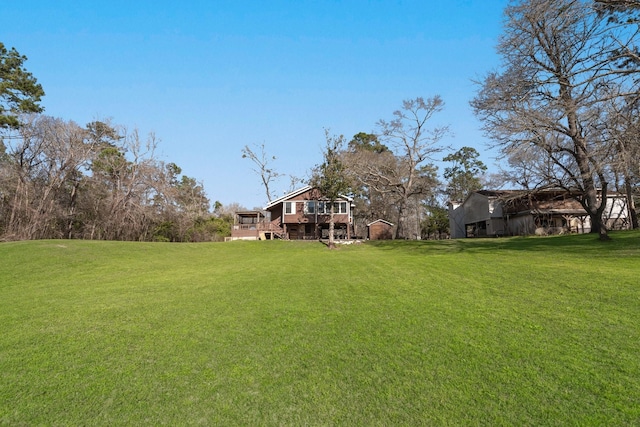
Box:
[231,221,287,240]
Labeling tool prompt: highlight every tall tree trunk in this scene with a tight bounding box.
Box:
[328,204,336,249]
[66,179,81,239]
[581,181,610,241]
[625,178,639,229]
[394,201,404,239]
[566,98,609,240]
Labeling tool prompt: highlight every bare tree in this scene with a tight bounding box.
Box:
[149,162,212,241]
[87,126,160,240]
[1,116,93,239]
[285,174,304,194]
[0,115,221,242]
[602,95,640,228]
[594,0,640,95]
[472,0,637,240]
[376,97,448,238]
[343,137,398,228]
[242,143,282,203]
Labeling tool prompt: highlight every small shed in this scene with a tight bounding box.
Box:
[367,219,394,240]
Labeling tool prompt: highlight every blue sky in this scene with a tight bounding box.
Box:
[3,0,508,209]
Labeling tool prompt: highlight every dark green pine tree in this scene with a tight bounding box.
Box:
[443,146,487,202]
[0,42,45,130]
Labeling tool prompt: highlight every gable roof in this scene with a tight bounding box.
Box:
[264,185,353,210]
[264,185,313,210]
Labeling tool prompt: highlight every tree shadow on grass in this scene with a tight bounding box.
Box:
[365,230,640,257]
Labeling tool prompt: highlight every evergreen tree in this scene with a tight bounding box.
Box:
[0,43,44,130]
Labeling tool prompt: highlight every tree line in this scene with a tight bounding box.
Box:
[0,43,232,242]
[0,116,232,241]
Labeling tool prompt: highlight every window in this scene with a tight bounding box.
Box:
[284,201,295,215]
[317,201,347,214]
[304,201,316,214]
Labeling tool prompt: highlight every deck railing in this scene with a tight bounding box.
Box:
[233,222,283,231]
[232,221,286,239]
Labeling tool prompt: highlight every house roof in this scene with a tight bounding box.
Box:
[366,219,394,227]
[235,210,266,217]
[460,188,626,208]
[449,189,514,208]
[264,185,353,210]
[265,185,313,209]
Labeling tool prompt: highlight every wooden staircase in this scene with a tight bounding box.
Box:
[258,221,287,240]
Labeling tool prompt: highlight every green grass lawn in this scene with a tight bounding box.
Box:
[1,232,639,425]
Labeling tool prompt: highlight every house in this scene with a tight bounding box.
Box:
[448,189,630,238]
[449,190,507,238]
[367,219,394,240]
[229,185,355,241]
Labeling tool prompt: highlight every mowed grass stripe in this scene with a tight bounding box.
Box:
[1,233,639,425]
